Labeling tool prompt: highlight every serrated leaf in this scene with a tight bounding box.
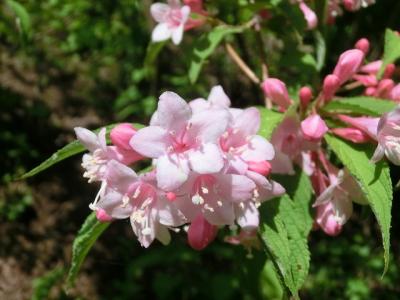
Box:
[65,213,109,291]
[257,107,284,139]
[21,123,144,179]
[324,134,392,274]
[322,97,396,117]
[378,29,400,78]
[6,0,31,42]
[260,171,313,298]
[188,25,245,84]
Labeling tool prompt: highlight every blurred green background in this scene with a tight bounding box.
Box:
[1,0,399,299]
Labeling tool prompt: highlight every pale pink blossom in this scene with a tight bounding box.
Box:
[131,91,230,191]
[371,106,400,165]
[96,160,186,247]
[150,1,191,45]
[189,85,231,114]
[337,114,379,140]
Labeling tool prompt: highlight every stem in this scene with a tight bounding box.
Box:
[225,42,260,85]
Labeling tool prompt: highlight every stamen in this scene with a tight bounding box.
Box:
[192,194,204,205]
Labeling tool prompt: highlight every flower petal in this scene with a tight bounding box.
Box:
[189,143,224,174]
[130,126,169,158]
[234,107,260,136]
[157,154,189,190]
[75,127,100,152]
[152,23,172,42]
[150,3,170,23]
[158,91,191,131]
[241,135,275,162]
[208,85,231,108]
[236,202,259,229]
[187,109,230,143]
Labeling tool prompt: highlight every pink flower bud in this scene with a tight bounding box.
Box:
[333,49,364,84]
[247,160,271,176]
[390,83,400,102]
[166,192,177,201]
[352,74,378,87]
[299,86,313,109]
[301,114,329,141]
[337,114,379,140]
[188,214,218,250]
[96,208,113,222]
[316,203,342,236]
[299,1,318,30]
[343,0,360,11]
[261,78,293,109]
[111,123,137,150]
[375,79,394,98]
[360,60,381,74]
[365,86,376,96]
[331,127,371,143]
[322,74,340,102]
[354,38,370,54]
[383,64,396,79]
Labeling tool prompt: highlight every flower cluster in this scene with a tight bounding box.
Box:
[75,86,284,249]
[261,37,400,236]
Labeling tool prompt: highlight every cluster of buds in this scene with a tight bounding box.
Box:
[292,0,375,29]
[261,38,400,236]
[75,86,284,249]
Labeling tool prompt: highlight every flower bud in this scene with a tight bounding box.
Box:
[337,114,379,139]
[299,1,318,30]
[390,83,400,102]
[375,79,395,98]
[383,63,396,79]
[343,0,361,11]
[299,86,313,109]
[360,60,381,74]
[301,114,328,141]
[365,86,376,96]
[188,214,218,250]
[247,160,271,176]
[96,208,113,222]
[110,123,137,150]
[316,203,342,236]
[354,38,370,54]
[331,127,371,143]
[333,49,364,84]
[261,78,293,109]
[322,74,340,102]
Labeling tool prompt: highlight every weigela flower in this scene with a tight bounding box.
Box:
[131,91,230,191]
[371,106,400,165]
[150,0,191,45]
[261,78,293,110]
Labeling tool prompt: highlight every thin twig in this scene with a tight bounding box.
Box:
[225,42,260,85]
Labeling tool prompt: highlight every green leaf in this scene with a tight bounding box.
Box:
[322,97,396,117]
[324,134,392,274]
[144,41,166,78]
[20,123,144,179]
[65,213,109,291]
[378,29,400,78]
[314,30,326,71]
[260,171,314,298]
[257,107,284,139]
[188,25,245,84]
[6,0,31,42]
[32,267,65,300]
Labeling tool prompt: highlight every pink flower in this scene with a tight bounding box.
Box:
[371,106,400,165]
[95,208,113,222]
[298,1,318,29]
[301,114,329,141]
[322,74,340,102]
[187,214,218,250]
[333,49,364,84]
[174,172,256,226]
[75,127,139,183]
[189,85,231,114]
[150,1,191,45]
[131,91,230,191]
[261,78,293,109]
[299,86,313,109]
[390,84,400,102]
[354,38,370,54]
[315,202,343,236]
[96,160,186,247]
[110,123,143,164]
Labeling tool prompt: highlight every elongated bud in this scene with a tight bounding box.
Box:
[375,79,394,98]
[343,0,361,11]
[261,78,293,109]
[299,1,318,30]
[352,74,378,87]
[111,123,137,150]
[322,74,340,102]
[299,86,313,109]
[354,38,370,54]
[188,214,218,250]
[301,114,328,141]
[365,86,376,96]
[96,208,113,222]
[333,49,364,84]
[331,127,371,143]
[337,114,379,139]
[360,60,381,74]
[383,63,396,79]
[390,83,400,102]
[247,160,271,176]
